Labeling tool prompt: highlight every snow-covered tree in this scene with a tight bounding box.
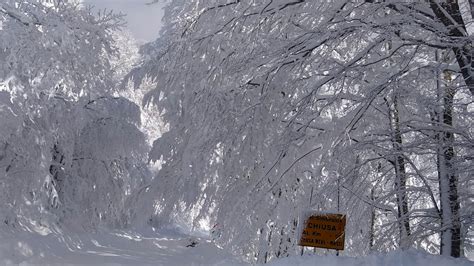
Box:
[132,0,473,261]
[0,0,149,231]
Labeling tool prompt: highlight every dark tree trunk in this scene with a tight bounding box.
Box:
[428,0,474,96]
[437,76,462,257]
[369,188,376,250]
[387,95,411,248]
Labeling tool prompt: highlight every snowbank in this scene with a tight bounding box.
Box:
[267,250,473,266]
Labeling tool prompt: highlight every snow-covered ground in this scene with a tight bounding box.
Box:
[0,227,244,266]
[267,250,473,266]
[0,226,472,266]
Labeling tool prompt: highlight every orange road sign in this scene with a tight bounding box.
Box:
[299,213,346,250]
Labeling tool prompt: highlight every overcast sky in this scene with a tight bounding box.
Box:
[83,0,166,42]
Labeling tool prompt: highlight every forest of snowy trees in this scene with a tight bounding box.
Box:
[0,0,473,264]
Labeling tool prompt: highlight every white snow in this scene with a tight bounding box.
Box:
[0,227,245,266]
[1,226,472,266]
[267,250,474,266]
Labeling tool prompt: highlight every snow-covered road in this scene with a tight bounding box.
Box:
[0,227,246,265]
[1,227,472,265]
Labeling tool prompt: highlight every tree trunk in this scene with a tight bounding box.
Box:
[369,188,376,251]
[437,72,462,257]
[386,95,411,248]
[428,0,474,95]
[469,0,474,20]
[265,228,272,263]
